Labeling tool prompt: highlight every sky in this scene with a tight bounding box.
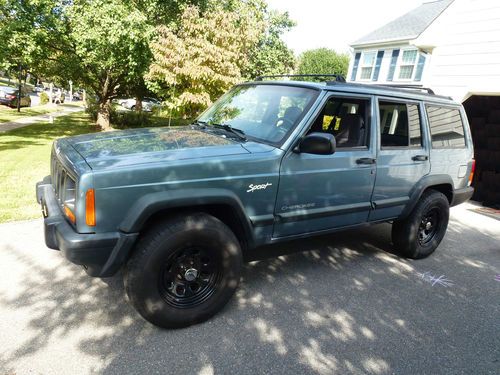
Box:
[266,0,424,54]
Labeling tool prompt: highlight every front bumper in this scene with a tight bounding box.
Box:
[36,177,138,277]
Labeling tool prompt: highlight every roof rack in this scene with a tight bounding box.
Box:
[376,84,435,95]
[255,74,346,83]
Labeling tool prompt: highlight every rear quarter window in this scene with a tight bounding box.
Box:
[426,105,466,148]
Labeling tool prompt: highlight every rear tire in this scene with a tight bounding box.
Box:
[124,213,242,328]
[392,189,449,259]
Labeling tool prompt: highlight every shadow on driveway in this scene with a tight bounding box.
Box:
[0,210,498,374]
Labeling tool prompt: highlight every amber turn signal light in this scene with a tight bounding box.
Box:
[468,159,475,186]
[85,188,96,226]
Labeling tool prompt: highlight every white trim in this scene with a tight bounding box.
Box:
[395,48,419,81]
[350,37,416,48]
[358,50,377,81]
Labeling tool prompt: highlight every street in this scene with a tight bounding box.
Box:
[0,202,498,374]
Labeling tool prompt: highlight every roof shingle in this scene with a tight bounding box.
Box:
[351,0,453,46]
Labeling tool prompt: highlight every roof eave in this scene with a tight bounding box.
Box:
[350,37,415,49]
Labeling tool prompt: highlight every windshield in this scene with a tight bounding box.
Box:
[197,84,318,145]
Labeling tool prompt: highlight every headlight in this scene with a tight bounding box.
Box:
[62,173,76,224]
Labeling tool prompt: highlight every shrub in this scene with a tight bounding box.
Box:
[40,91,50,105]
[111,111,152,129]
[297,48,350,80]
[85,96,99,121]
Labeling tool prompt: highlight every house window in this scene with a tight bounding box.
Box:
[360,51,376,80]
[398,49,418,80]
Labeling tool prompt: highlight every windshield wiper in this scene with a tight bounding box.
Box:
[210,123,247,141]
[192,120,208,128]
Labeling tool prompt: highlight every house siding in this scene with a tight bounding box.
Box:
[347,0,500,101]
[415,0,500,101]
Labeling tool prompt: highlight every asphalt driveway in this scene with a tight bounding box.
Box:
[0,202,498,374]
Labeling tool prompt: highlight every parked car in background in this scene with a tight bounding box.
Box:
[117,97,161,112]
[72,89,84,101]
[43,88,65,104]
[0,86,31,108]
[33,84,45,93]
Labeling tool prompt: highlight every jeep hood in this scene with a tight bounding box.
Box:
[64,127,262,170]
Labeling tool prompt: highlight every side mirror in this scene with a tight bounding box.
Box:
[296,132,336,155]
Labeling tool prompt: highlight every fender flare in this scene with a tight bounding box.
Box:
[398,174,454,220]
[119,188,256,246]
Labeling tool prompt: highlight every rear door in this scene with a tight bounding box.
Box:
[369,97,430,221]
[273,93,377,238]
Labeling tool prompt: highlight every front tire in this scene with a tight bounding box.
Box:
[392,190,449,259]
[124,213,242,328]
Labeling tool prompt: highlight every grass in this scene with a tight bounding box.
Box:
[0,76,34,90]
[0,105,60,123]
[0,110,194,223]
[0,112,98,223]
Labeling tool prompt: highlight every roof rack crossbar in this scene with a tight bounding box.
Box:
[376,84,435,95]
[255,74,346,82]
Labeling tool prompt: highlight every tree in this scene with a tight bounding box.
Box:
[0,0,204,129]
[66,1,152,129]
[146,0,296,117]
[296,48,350,79]
[146,5,264,117]
[242,9,296,79]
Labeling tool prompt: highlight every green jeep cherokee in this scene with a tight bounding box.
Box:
[36,75,474,328]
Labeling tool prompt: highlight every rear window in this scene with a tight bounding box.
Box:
[426,105,466,148]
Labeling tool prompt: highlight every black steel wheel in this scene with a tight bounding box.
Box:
[124,213,242,328]
[418,207,441,245]
[392,189,449,259]
[158,246,222,309]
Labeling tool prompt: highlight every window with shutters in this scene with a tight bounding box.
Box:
[397,49,419,80]
[360,51,376,80]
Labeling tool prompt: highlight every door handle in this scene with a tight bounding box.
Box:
[356,158,376,165]
[412,155,428,161]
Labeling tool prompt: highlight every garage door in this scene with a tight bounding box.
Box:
[463,95,500,208]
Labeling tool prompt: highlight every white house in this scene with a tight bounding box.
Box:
[347,0,500,206]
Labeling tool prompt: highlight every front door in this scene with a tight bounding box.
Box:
[273,94,377,238]
[369,98,430,221]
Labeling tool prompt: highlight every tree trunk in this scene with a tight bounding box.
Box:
[96,99,112,130]
[135,96,143,111]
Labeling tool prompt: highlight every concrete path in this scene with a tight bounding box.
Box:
[0,202,498,374]
[0,105,84,133]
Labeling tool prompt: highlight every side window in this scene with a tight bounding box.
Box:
[307,97,370,148]
[379,101,422,147]
[426,105,466,148]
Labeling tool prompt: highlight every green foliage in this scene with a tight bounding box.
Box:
[297,48,350,80]
[242,8,296,79]
[1,0,296,126]
[85,95,99,121]
[39,91,49,105]
[147,4,264,118]
[147,0,296,117]
[111,111,152,129]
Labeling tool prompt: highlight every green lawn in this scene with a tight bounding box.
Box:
[0,105,60,123]
[0,112,98,223]
[0,111,193,223]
